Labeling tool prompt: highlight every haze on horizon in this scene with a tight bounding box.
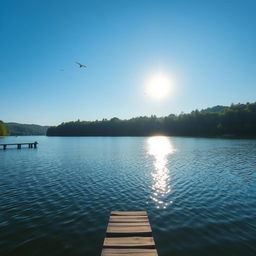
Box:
[1,0,255,126]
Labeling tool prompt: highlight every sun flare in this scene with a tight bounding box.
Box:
[146,72,172,100]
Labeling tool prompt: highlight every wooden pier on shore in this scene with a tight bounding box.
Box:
[101,211,158,256]
[0,142,38,150]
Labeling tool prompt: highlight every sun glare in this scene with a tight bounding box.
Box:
[146,72,172,100]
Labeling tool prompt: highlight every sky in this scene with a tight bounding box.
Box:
[1,0,255,125]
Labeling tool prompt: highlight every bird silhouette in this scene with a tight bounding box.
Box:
[75,62,87,68]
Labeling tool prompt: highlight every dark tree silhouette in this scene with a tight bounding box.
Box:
[47,102,256,137]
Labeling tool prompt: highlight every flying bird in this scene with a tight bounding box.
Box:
[75,62,87,68]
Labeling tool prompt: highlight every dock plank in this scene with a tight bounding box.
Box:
[110,215,148,219]
[108,222,150,227]
[107,225,152,234]
[104,237,155,247]
[102,248,158,256]
[111,211,147,216]
[110,216,148,222]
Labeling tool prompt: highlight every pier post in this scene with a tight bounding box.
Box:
[34,142,38,148]
[3,145,6,150]
[17,144,21,149]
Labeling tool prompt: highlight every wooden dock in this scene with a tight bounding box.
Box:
[0,142,38,150]
[101,211,158,256]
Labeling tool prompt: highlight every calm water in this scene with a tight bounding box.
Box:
[0,136,256,256]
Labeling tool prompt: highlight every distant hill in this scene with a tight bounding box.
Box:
[6,123,49,136]
[201,105,228,113]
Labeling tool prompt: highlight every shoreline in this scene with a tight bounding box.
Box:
[2,135,256,140]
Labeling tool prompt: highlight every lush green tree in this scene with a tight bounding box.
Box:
[0,121,9,136]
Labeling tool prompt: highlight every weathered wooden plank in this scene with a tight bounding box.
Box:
[111,211,147,216]
[110,216,148,219]
[104,237,155,247]
[108,222,150,227]
[109,219,149,223]
[107,225,152,234]
[101,248,158,256]
[110,216,148,222]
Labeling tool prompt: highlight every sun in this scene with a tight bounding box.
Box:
[146,72,172,100]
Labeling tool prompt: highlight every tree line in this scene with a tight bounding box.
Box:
[47,102,256,137]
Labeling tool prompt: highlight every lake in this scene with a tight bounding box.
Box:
[0,136,256,256]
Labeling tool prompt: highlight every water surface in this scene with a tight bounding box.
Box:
[0,136,256,256]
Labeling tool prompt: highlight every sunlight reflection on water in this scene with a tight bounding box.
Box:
[147,136,175,209]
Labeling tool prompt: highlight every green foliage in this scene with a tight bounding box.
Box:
[0,121,9,136]
[201,105,228,113]
[47,102,256,137]
[6,123,49,136]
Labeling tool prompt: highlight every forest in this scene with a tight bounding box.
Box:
[0,121,9,136]
[47,102,256,137]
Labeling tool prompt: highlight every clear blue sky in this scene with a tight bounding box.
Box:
[1,0,255,125]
